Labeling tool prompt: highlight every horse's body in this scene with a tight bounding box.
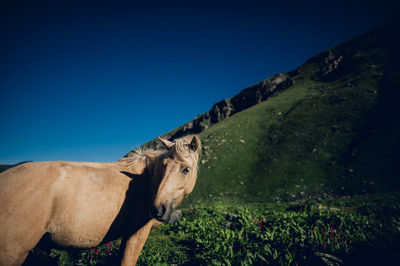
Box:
[0,136,201,265]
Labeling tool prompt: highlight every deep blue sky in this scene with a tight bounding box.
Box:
[0,0,398,164]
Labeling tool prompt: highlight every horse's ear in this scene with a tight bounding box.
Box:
[159,137,174,150]
[189,135,201,153]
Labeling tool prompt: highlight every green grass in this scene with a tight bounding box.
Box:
[43,193,400,265]
[182,23,400,206]
[138,193,400,265]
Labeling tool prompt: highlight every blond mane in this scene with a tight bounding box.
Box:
[120,135,201,166]
[118,148,164,169]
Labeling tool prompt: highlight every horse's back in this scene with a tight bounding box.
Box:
[44,161,131,247]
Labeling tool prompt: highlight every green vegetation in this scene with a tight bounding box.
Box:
[139,196,400,265]
[44,194,400,265]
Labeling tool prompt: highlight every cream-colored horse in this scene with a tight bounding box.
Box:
[0,135,201,266]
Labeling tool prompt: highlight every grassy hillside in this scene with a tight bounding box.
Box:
[185,21,400,206]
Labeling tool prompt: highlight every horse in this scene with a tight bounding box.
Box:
[0,135,201,266]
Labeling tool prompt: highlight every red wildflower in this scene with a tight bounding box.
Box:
[313,227,316,236]
[338,231,341,238]
[109,252,112,256]
[331,226,334,234]
[323,242,326,249]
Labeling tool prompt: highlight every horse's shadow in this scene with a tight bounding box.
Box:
[104,170,153,241]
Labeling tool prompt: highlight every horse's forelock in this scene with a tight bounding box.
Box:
[120,136,201,175]
[171,136,201,160]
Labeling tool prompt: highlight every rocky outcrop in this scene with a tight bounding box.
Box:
[230,73,294,112]
[169,73,294,140]
[294,48,346,82]
[313,51,344,80]
[295,21,400,82]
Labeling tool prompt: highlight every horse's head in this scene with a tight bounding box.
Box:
[150,135,201,223]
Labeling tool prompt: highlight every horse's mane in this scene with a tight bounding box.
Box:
[119,148,164,169]
[118,135,201,170]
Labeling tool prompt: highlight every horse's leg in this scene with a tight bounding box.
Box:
[0,248,30,266]
[0,227,47,266]
[120,221,154,266]
[12,251,29,266]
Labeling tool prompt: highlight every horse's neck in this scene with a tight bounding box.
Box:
[117,150,163,174]
[118,160,145,175]
[120,156,156,201]
[117,153,160,210]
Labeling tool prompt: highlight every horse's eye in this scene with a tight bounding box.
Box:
[182,167,190,175]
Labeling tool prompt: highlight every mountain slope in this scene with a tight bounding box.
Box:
[127,21,400,205]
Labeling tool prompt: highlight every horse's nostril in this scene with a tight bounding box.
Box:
[152,204,166,218]
[159,204,166,217]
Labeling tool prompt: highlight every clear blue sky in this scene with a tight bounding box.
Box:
[0,0,398,164]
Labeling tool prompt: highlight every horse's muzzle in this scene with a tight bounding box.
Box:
[151,203,172,222]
